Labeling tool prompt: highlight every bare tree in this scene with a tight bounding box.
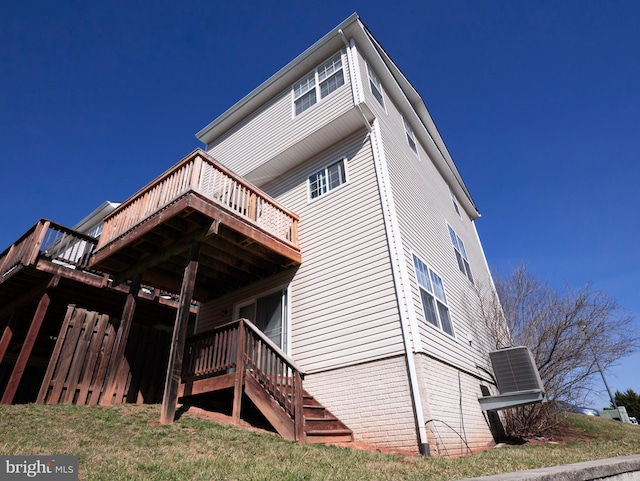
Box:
[476,264,639,436]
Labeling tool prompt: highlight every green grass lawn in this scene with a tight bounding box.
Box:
[1,403,639,481]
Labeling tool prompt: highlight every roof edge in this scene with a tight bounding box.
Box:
[196,12,361,145]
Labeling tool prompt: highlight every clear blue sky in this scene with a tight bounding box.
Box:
[2,1,638,408]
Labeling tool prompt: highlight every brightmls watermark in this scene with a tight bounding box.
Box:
[0,456,77,480]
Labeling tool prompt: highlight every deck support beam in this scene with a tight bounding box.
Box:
[232,319,246,422]
[0,311,17,367]
[100,273,141,405]
[1,275,59,404]
[160,241,201,424]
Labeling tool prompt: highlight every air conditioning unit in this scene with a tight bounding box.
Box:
[490,346,544,394]
[478,346,546,411]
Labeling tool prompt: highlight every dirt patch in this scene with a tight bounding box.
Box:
[520,421,599,445]
[181,405,421,456]
[179,405,278,435]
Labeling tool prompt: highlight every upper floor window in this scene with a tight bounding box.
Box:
[448,225,473,283]
[293,52,345,116]
[366,62,385,108]
[412,254,454,336]
[450,189,461,217]
[85,222,104,239]
[308,158,347,200]
[402,115,418,154]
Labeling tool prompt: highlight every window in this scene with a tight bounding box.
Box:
[448,225,473,283]
[450,189,461,217]
[402,115,418,154]
[308,159,347,200]
[236,288,288,350]
[366,62,385,108]
[412,255,454,336]
[293,52,345,116]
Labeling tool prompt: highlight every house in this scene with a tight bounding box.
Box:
[0,13,507,456]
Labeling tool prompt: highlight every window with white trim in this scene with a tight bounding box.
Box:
[308,158,347,200]
[450,189,461,217]
[293,52,345,116]
[448,225,473,283]
[402,115,418,154]
[412,254,454,336]
[366,62,385,108]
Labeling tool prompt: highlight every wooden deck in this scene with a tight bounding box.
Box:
[0,220,188,405]
[89,149,301,300]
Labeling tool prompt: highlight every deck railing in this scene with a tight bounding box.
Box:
[182,318,305,435]
[0,220,98,279]
[97,151,299,250]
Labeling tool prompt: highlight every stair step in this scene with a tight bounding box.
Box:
[304,428,354,444]
[305,417,343,430]
[303,405,329,417]
[305,428,353,436]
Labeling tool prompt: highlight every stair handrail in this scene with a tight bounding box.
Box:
[182,318,306,441]
[240,318,306,378]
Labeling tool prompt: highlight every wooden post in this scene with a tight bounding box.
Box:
[231,319,246,422]
[160,242,200,424]
[25,220,50,266]
[248,193,257,221]
[100,273,141,405]
[190,155,203,190]
[293,370,305,442]
[0,243,16,276]
[0,311,17,366]
[1,275,59,404]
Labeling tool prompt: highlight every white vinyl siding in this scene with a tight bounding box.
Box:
[206,51,354,179]
[371,74,497,374]
[293,52,345,116]
[262,132,404,372]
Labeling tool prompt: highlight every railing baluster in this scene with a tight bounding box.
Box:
[96,153,299,250]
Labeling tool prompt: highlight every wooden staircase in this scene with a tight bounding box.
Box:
[180,319,353,444]
[300,389,353,444]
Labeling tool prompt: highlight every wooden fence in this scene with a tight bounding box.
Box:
[38,305,170,405]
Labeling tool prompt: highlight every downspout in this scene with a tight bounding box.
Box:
[339,29,430,456]
[338,29,371,133]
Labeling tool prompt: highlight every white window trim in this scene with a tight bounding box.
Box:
[292,51,345,118]
[450,188,461,217]
[366,61,385,110]
[412,253,455,338]
[447,224,474,284]
[307,157,348,202]
[402,115,418,157]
